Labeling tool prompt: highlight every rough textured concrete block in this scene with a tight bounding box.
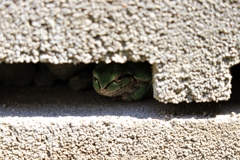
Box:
[0,0,239,103]
[0,0,240,159]
[0,116,240,159]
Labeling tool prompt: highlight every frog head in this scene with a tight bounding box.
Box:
[92,63,134,97]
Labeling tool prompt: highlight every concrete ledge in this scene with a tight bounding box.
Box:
[0,0,240,159]
[0,83,240,159]
[1,116,240,159]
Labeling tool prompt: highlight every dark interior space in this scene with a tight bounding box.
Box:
[229,63,240,100]
[0,63,239,118]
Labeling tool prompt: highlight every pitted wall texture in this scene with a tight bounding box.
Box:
[1,116,240,159]
[0,0,239,103]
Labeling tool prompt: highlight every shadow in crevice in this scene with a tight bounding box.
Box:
[0,83,164,118]
[229,63,240,102]
[0,64,239,119]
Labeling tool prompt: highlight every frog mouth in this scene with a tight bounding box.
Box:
[97,88,125,97]
[97,84,135,97]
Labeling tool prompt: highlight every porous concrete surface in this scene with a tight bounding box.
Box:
[1,116,240,159]
[0,0,240,159]
[0,82,240,159]
[0,0,240,103]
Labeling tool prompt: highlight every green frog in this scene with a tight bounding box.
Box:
[92,62,152,101]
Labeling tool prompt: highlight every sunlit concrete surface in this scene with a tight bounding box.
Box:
[0,0,240,159]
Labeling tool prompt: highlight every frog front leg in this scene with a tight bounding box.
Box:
[110,91,133,101]
[121,82,152,101]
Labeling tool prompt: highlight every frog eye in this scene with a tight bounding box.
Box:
[92,76,98,81]
[115,75,123,83]
[115,74,133,83]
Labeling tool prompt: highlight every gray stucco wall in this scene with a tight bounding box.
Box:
[0,0,240,159]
